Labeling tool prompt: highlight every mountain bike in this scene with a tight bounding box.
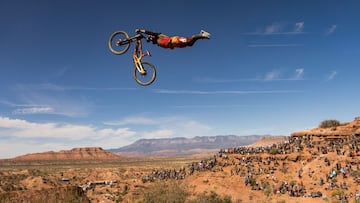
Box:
[108,30,156,86]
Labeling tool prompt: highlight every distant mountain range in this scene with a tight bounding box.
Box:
[108,135,280,157]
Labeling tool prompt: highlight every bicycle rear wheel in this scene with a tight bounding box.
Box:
[133,61,156,86]
[108,31,131,55]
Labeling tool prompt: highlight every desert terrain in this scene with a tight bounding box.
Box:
[0,118,360,203]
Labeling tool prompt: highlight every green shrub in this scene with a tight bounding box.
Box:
[139,181,188,203]
[189,191,232,203]
[331,189,345,197]
[319,120,340,128]
[269,148,279,155]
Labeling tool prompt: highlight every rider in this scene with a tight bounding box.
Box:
[136,29,211,49]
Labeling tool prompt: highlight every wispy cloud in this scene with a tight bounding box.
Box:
[264,69,305,81]
[244,21,305,35]
[16,83,137,91]
[174,104,263,109]
[8,83,138,117]
[326,71,337,80]
[248,44,303,48]
[103,116,174,126]
[265,70,281,81]
[11,100,89,117]
[0,100,43,107]
[193,77,261,83]
[13,107,54,115]
[294,22,304,33]
[196,68,305,84]
[293,68,304,80]
[1,99,87,117]
[326,24,337,34]
[153,89,299,94]
[264,22,282,34]
[9,83,123,117]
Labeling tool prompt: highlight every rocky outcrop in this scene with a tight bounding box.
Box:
[291,117,360,137]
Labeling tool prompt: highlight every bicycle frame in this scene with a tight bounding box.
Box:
[133,35,150,75]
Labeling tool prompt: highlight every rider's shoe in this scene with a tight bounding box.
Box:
[200,30,211,39]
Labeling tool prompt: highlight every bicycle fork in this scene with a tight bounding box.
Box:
[133,55,146,75]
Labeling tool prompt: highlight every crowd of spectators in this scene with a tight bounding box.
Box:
[141,134,360,201]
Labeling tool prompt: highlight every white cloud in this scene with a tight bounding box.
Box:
[264,23,282,34]
[294,22,304,33]
[104,116,161,126]
[15,83,137,91]
[245,22,305,35]
[326,71,337,80]
[248,44,303,48]
[13,107,54,115]
[143,129,174,139]
[184,121,212,132]
[263,69,304,81]
[0,116,136,140]
[265,70,281,81]
[7,83,138,117]
[326,24,337,34]
[153,89,298,94]
[294,68,304,80]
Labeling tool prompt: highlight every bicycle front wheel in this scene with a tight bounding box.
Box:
[133,62,156,86]
[108,31,131,55]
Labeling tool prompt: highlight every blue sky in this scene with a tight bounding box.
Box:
[1,0,359,158]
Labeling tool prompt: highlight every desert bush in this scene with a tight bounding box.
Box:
[280,166,288,174]
[189,191,232,203]
[264,187,272,197]
[331,189,345,197]
[319,119,340,128]
[139,180,188,203]
[247,176,257,187]
[269,148,279,155]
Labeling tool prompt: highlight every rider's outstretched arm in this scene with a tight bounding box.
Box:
[136,29,161,36]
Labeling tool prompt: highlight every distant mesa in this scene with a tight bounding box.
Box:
[12,147,122,161]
